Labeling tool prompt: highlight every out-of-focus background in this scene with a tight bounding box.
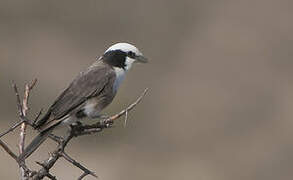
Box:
[0,0,292,179]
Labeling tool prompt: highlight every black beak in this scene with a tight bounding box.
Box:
[135,55,148,63]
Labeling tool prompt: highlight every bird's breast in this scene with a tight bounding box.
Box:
[113,67,126,93]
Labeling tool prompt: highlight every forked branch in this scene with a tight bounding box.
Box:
[0,80,148,180]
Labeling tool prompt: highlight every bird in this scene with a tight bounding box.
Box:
[18,42,148,160]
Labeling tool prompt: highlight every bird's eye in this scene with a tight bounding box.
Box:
[127,51,135,58]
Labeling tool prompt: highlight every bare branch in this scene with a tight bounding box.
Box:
[0,82,37,138]
[62,151,97,178]
[32,88,148,179]
[0,139,18,160]
[0,121,24,138]
[80,88,149,131]
[1,81,37,139]
[0,84,148,180]
[13,82,28,180]
[13,80,38,180]
[108,88,148,122]
[13,82,24,117]
[0,139,32,176]
[78,172,90,180]
[31,130,74,180]
[45,174,57,180]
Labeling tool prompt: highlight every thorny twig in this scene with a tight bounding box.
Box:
[18,79,37,180]
[80,88,149,134]
[0,80,148,180]
[0,138,32,175]
[33,88,148,179]
[0,120,24,138]
[62,151,97,178]
[0,139,18,160]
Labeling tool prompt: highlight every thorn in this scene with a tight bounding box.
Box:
[124,109,128,128]
[35,161,46,168]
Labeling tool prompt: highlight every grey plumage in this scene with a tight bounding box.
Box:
[35,61,116,131]
[19,61,116,160]
[18,42,147,161]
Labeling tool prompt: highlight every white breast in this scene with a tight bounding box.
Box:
[84,100,98,116]
[113,67,126,92]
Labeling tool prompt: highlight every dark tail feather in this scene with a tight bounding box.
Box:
[18,127,54,161]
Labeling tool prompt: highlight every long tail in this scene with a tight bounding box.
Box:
[18,127,54,161]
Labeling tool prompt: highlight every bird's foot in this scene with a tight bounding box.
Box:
[99,118,113,128]
[70,121,84,135]
[93,114,113,128]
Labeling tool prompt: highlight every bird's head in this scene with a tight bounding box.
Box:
[101,43,148,71]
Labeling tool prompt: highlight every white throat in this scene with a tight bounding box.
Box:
[112,57,135,92]
[113,67,126,93]
[124,56,135,71]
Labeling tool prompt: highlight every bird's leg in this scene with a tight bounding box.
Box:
[70,121,84,136]
[99,115,114,128]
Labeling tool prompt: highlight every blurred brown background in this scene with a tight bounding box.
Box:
[0,0,293,179]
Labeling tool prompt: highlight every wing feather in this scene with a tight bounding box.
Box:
[36,62,115,129]
[51,64,115,119]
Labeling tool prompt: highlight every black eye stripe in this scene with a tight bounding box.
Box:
[127,51,136,58]
[102,50,127,69]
